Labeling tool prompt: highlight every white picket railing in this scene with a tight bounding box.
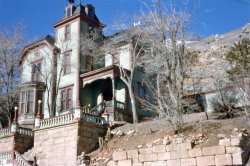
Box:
[15,151,32,166]
[0,152,13,160]
[39,113,74,128]
[82,106,90,114]
[0,128,11,137]
[18,127,33,137]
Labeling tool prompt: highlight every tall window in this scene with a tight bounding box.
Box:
[32,62,41,81]
[20,90,35,113]
[63,52,71,74]
[60,87,73,111]
[21,91,26,113]
[27,90,34,113]
[65,24,71,41]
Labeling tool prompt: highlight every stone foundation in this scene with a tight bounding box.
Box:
[34,121,106,166]
[0,134,14,154]
[0,134,33,154]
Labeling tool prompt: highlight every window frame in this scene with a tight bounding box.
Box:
[60,86,73,112]
[65,6,72,18]
[27,90,35,113]
[20,91,26,114]
[31,61,42,82]
[63,52,71,75]
[64,24,71,41]
[20,89,35,114]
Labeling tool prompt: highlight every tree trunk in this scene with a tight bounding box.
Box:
[7,116,11,127]
[128,85,138,123]
[156,74,164,117]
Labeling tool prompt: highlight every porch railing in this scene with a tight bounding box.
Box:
[0,128,11,138]
[15,151,32,166]
[89,101,106,116]
[0,152,13,160]
[82,106,90,114]
[18,127,33,137]
[116,101,126,109]
[39,113,74,128]
[82,113,104,125]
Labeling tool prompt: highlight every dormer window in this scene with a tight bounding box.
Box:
[65,6,72,18]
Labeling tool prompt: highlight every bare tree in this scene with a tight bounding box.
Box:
[137,0,191,132]
[0,25,24,126]
[210,80,241,119]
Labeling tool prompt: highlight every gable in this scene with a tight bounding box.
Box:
[19,36,56,65]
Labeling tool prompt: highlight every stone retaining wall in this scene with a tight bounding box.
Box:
[34,121,106,166]
[0,135,14,154]
[0,133,33,154]
[107,131,249,166]
[77,122,106,155]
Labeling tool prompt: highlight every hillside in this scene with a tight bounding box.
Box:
[185,23,250,94]
[87,113,250,166]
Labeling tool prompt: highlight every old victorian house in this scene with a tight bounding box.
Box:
[0,1,146,165]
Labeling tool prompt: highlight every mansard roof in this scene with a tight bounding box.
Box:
[18,35,56,65]
[73,4,100,23]
[54,4,105,28]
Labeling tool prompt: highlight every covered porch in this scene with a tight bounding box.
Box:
[80,65,132,123]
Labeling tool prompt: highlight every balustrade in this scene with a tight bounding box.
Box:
[82,113,104,125]
[82,106,90,114]
[15,151,32,166]
[18,127,33,137]
[0,152,13,160]
[0,128,11,137]
[39,113,74,128]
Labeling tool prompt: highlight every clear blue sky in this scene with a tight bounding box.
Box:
[0,0,249,41]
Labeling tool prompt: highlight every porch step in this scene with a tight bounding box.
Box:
[22,147,35,164]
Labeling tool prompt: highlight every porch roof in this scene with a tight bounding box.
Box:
[80,65,119,87]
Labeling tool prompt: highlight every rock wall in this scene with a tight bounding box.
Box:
[34,121,106,166]
[77,122,106,155]
[0,135,14,153]
[34,122,79,166]
[0,134,33,154]
[106,130,249,166]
